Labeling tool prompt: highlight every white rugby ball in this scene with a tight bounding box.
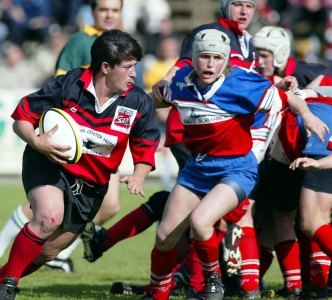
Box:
[39,108,82,164]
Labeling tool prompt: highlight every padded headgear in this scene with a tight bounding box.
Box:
[219,0,256,19]
[252,26,291,69]
[192,29,231,76]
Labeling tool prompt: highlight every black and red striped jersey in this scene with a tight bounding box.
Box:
[12,67,160,185]
[272,56,332,88]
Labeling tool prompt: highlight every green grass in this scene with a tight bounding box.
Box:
[0,181,284,299]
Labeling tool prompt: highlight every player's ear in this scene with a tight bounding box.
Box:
[101,62,110,74]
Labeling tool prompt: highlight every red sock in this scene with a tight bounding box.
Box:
[104,206,153,250]
[215,227,226,244]
[182,242,205,293]
[297,229,311,287]
[259,246,274,280]
[312,224,332,257]
[0,224,45,282]
[275,240,302,291]
[192,231,221,277]
[149,246,177,300]
[239,227,260,292]
[310,240,331,289]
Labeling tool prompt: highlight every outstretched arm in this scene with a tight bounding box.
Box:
[290,155,332,171]
[286,91,329,142]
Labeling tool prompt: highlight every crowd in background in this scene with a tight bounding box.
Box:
[1,0,332,90]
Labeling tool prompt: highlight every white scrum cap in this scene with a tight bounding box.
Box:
[252,26,291,69]
[192,29,231,62]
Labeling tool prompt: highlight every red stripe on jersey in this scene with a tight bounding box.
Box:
[130,136,159,170]
[165,108,184,146]
[11,97,41,127]
[320,75,332,86]
[175,58,193,69]
[278,110,305,162]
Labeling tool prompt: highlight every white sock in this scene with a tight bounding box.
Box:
[56,237,82,260]
[0,205,29,257]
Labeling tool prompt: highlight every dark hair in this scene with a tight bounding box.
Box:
[90,0,124,10]
[90,29,143,73]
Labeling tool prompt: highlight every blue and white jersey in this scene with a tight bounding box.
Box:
[164,66,288,156]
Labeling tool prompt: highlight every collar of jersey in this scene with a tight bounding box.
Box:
[83,24,103,37]
[185,69,225,101]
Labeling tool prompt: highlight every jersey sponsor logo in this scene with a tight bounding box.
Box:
[195,153,206,162]
[111,106,137,134]
[79,125,118,157]
[176,82,187,91]
[183,114,231,125]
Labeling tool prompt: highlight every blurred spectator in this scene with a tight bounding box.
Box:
[266,0,332,64]
[281,0,328,62]
[143,35,180,191]
[249,0,281,33]
[143,35,180,92]
[121,0,171,36]
[144,17,177,56]
[49,0,80,34]
[31,29,69,86]
[2,0,51,46]
[0,42,39,88]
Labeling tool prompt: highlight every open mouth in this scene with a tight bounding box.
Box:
[202,71,214,78]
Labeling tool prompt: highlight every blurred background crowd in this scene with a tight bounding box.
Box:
[1,0,332,90]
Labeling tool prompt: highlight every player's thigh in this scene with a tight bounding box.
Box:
[300,188,332,236]
[156,184,199,249]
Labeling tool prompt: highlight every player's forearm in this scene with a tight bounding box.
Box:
[286,91,311,117]
[314,155,332,170]
[133,163,153,181]
[12,120,39,148]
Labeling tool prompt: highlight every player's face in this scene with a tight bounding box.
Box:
[257,49,275,77]
[106,59,137,94]
[196,53,226,87]
[229,1,255,31]
[93,0,122,31]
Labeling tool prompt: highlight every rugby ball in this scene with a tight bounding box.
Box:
[39,108,82,164]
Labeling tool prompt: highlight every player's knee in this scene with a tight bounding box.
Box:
[100,196,121,218]
[190,212,210,238]
[300,220,314,238]
[32,213,63,235]
[156,226,175,250]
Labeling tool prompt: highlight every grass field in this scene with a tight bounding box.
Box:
[0,180,284,299]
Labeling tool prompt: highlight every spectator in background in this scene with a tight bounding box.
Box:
[1,0,50,46]
[49,0,80,34]
[143,36,180,92]
[0,42,38,89]
[31,29,69,86]
[144,17,177,57]
[121,0,171,36]
[143,35,180,191]
[55,0,123,76]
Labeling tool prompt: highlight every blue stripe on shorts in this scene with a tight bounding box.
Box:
[177,151,258,202]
